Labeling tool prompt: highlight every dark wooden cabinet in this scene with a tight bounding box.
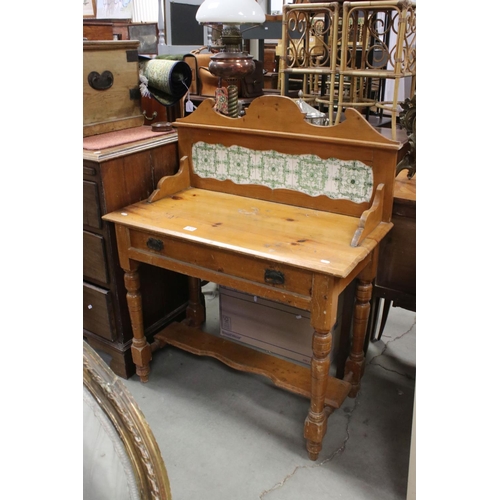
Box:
[83,132,189,378]
[375,188,416,309]
[141,96,183,125]
[367,171,416,341]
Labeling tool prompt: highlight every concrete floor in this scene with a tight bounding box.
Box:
[122,284,416,500]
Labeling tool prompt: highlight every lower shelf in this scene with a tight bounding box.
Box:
[154,321,352,410]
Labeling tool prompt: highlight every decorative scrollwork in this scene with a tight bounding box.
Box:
[399,95,416,135]
[396,95,416,178]
[285,9,335,69]
[344,4,415,75]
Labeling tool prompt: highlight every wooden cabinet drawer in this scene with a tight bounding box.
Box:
[83,282,116,341]
[129,230,313,300]
[83,231,109,284]
[83,180,101,229]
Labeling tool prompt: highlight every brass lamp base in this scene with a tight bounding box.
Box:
[208,25,255,118]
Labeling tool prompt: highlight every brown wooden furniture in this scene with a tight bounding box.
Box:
[83,21,114,41]
[367,171,416,341]
[103,95,407,460]
[141,96,183,126]
[83,41,144,137]
[83,130,189,378]
[83,18,147,42]
[263,43,279,90]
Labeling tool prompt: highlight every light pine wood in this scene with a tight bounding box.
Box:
[351,184,385,247]
[154,322,351,409]
[105,187,389,278]
[148,156,191,203]
[103,95,407,460]
[394,170,416,201]
[175,97,400,221]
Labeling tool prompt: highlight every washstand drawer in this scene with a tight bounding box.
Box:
[130,230,313,298]
[83,231,109,284]
[83,282,116,341]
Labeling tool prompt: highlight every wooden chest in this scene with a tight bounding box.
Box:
[83,21,114,41]
[83,40,144,137]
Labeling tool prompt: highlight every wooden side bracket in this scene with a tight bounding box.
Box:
[148,155,191,203]
[351,184,385,247]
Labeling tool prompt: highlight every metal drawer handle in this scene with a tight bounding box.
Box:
[264,269,285,285]
[88,70,114,91]
[147,238,164,252]
[143,110,158,121]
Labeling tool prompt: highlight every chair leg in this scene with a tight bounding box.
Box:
[368,295,381,343]
[376,298,392,341]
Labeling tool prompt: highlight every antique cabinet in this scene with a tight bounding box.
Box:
[83,131,189,378]
[366,171,416,341]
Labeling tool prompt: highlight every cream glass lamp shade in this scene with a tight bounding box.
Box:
[196,0,266,24]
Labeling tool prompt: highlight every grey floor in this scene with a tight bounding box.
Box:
[122,283,416,500]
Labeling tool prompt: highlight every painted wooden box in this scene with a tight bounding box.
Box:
[83,40,144,137]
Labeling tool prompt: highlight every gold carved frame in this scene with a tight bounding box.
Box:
[83,341,172,499]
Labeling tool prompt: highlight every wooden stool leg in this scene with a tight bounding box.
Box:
[304,327,333,461]
[124,267,152,383]
[344,278,373,397]
[186,277,205,327]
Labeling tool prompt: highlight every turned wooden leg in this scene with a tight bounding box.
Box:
[344,278,373,397]
[124,267,152,383]
[304,327,333,460]
[304,274,338,460]
[186,276,205,327]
